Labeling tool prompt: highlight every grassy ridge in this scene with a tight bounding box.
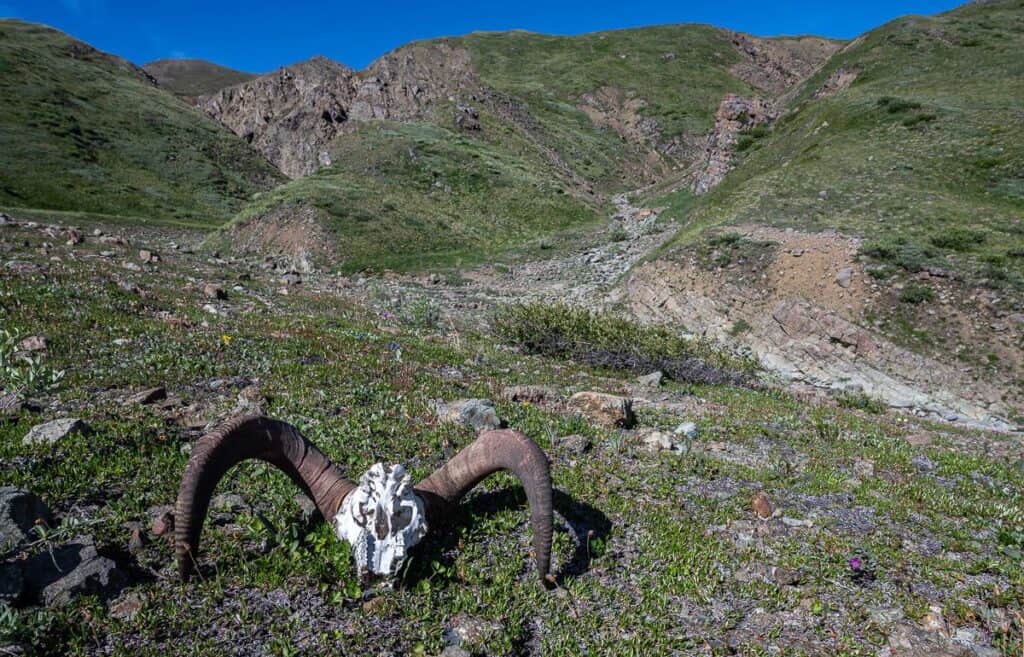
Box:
[142,58,256,98]
[0,20,282,225]
[654,0,1024,286]
[227,120,601,271]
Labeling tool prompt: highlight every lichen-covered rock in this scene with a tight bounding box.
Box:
[432,399,503,431]
[500,385,560,405]
[22,418,90,446]
[567,392,635,429]
[0,487,52,549]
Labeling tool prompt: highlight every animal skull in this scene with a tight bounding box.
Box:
[333,463,428,580]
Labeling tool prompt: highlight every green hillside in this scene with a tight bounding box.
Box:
[655,0,1024,287]
[0,21,282,227]
[222,120,600,271]
[143,58,257,98]
[228,26,838,269]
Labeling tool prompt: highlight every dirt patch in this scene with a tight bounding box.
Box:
[625,225,1019,430]
[221,203,336,271]
[813,68,859,99]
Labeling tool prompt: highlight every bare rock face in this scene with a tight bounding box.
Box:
[692,94,778,195]
[200,43,477,178]
[200,56,356,178]
[21,537,128,607]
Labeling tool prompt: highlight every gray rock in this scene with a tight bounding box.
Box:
[0,487,52,549]
[500,385,559,404]
[281,272,302,286]
[836,267,854,288]
[443,613,503,650]
[674,421,699,439]
[636,371,663,389]
[433,399,503,431]
[127,386,166,405]
[638,428,682,453]
[559,434,591,454]
[0,562,24,603]
[22,418,90,446]
[888,623,971,656]
[911,455,935,473]
[22,537,128,607]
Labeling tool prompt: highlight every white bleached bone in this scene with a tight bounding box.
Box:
[333,463,428,580]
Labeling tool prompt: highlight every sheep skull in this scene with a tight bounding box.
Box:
[333,463,428,580]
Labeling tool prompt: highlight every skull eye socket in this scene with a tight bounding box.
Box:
[391,506,413,531]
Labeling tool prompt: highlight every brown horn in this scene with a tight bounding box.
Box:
[415,429,553,582]
[175,414,354,581]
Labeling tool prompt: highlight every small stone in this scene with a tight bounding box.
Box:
[868,606,905,628]
[138,249,160,264]
[281,272,302,286]
[16,335,47,352]
[673,421,698,439]
[127,527,146,555]
[362,596,388,615]
[433,399,503,432]
[836,267,854,288]
[121,261,141,271]
[233,384,266,416]
[905,433,932,446]
[772,566,802,586]
[22,418,90,446]
[444,614,503,650]
[567,392,635,429]
[109,591,144,620]
[203,283,226,300]
[853,457,874,478]
[911,455,935,473]
[752,491,774,518]
[639,428,678,452]
[922,605,945,632]
[636,371,663,389]
[65,229,83,246]
[128,386,166,405]
[211,493,250,515]
[559,434,591,454]
[150,510,174,537]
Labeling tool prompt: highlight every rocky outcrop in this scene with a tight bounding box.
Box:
[729,34,843,95]
[200,56,356,178]
[813,67,859,99]
[625,244,1016,430]
[200,43,478,178]
[692,94,778,195]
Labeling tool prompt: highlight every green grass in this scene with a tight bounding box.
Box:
[221,121,602,272]
[654,0,1024,289]
[0,222,1021,655]
[142,59,256,98]
[0,20,282,225]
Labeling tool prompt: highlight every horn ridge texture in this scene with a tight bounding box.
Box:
[174,414,354,580]
[416,429,554,581]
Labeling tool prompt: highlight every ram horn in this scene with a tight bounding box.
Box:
[415,429,554,583]
[175,414,354,580]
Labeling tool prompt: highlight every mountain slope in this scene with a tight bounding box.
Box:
[143,58,256,98]
[207,27,839,269]
[629,0,1024,426]
[0,20,283,226]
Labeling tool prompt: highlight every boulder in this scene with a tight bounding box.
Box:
[22,418,90,446]
[22,537,128,606]
[433,399,503,432]
[0,487,52,549]
[836,267,854,289]
[636,371,663,390]
[567,392,635,429]
[638,428,679,452]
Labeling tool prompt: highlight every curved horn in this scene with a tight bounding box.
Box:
[415,429,553,582]
[175,414,354,581]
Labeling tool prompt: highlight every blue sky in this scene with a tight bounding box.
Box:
[0,0,964,72]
